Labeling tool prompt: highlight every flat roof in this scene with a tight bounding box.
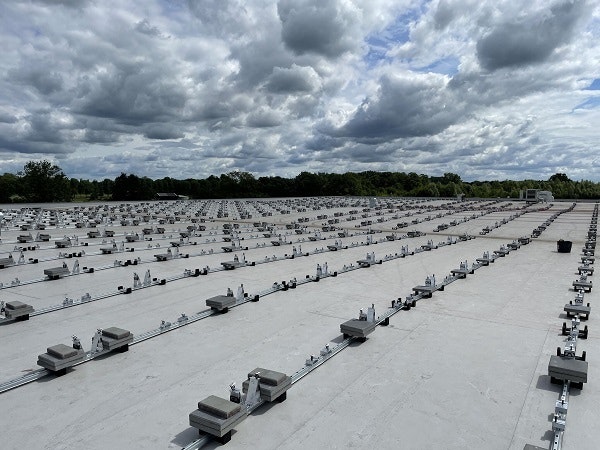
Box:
[0,198,597,449]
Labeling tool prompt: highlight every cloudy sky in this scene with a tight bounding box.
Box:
[1,0,599,182]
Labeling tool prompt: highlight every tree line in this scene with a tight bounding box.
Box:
[0,161,599,203]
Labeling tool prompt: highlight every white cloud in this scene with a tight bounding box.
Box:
[0,0,599,181]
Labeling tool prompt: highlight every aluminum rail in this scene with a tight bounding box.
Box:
[0,234,461,392]
[181,336,355,450]
[179,205,582,450]
[552,381,570,450]
[178,254,505,449]
[0,212,548,395]
[0,228,386,292]
[1,197,535,292]
[0,346,119,393]
[0,368,50,392]
[547,204,595,450]
[0,228,505,394]
[0,273,321,394]
[0,229,442,321]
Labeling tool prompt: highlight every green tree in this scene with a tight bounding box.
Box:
[19,160,71,202]
[294,172,324,196]
[112,173,155,200]
[549,173,571,183]
[0,173,20,202]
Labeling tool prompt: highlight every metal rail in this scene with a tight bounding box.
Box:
[552,381,570,450]
[0,369,50,392]
[0,230,439,322]
[179,204,576,450]
[0,219,535,399]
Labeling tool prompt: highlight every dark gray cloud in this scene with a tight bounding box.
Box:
[83,129,121,144]
[245,108,283,128]
[0,111,17,124]
[35,0,90,8]
[9,66,64,95]
[229,36,292,90]
[135,19,163,37]
[433,0,456,30]
[143,124,184,140]
[277,0,359,57]
[0,0,598,182]
[73,62,188,124]
[187,0,254,38]
[329,74,463,140]
[266,65,320,93]
[476,0,588,70]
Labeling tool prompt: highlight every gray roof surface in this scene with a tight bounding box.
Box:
[0,197,597,450]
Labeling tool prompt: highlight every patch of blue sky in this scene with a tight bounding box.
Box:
[572,96,600,112]
[416,56,459,76]
[584,78,600,90]
[158,0,186,18]
[363,8,423,68]
[364,43,393,68]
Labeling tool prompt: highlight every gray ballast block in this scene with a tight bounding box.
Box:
[5,300,31,310]
[564,303,591,319]
[242,368,292,402]
[340,319,377,338]
[246,368,287,386]
[206,295,236,311]
[476,256,494,265]
[44,267,70,279]
[102,327,131,340]
[4,301,34,319]
[548,355,588,383]
[47,344,79,359]
[37,344,85,372]
[101,327,133,351]
[412,284,442,296]
[154,253,170,261]
[198,395,241,419]
[523,445,547,450]
[190,395,248,437]
[573,280,592,292]
[0,257,14,268]
[221,260,244,270]
[55,239,71,248]
[450,268,471,278]
[100,247,115,254]
[242,377,291,402]
[578,265,594,275]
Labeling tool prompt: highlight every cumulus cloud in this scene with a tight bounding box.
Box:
[330,72,463,140]
[135,19,163,38]
[277,0,361,57]
[476,0,589,70]
[245,107,283,128]
[266,64,321,93]
[9,66,64,95]
[0,0,599,181]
